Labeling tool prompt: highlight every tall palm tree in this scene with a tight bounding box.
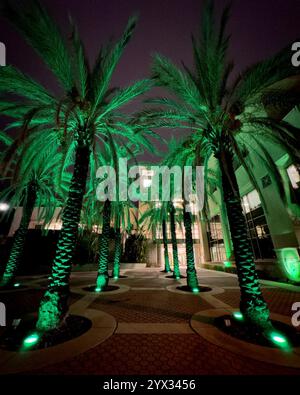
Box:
[0,0,155,331]
[138,0,300,330]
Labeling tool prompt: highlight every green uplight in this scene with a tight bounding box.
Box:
[192,287,200,293]
[23,333,39,347]
[95,287,102,292]
[14,283,20,287]
[233,311,244,321]
[223,261,232,268]
[114,276,118,280]
[176,277,180,280]
[278,248,300,282]
[269,331,289,348]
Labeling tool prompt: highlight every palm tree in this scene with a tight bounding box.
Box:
[112,215,123,279]
[139,202,172,273]
[138,0,300,330]
[168,201,182,279]
[0,135,69,287]
[0,0,155,331]
[162,138,199,287]
[162,137,221,290]
[161,218,172,273]
[96,200,111,289]
[111,200,137,279]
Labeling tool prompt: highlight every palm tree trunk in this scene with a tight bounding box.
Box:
[169,202,181,278]
[219,147,271,330]
[36,144,90,331]
[0,183,37,287]
[96,200,111,289]
[162,219,171,273]
[183,207,199,290]
[112,227,122,279]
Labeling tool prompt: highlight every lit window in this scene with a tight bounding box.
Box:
[287,165,300,189]
[242,190,261,213]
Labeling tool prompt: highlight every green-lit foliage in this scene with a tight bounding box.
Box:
[0,0,156,331]
[138,0,300,330]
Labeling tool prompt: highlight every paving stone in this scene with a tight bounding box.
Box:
[4,269,300,375]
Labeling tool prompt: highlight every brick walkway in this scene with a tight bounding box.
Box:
[1,268,300,375]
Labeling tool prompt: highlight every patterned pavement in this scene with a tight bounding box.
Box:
[1,268,300,375]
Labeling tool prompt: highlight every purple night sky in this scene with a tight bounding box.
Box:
[0,0,300,160]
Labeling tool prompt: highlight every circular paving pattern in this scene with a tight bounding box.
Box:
[191,308,300,368]
[83,285,120,293]
[0,308,117,374]
[0,314,92,351]
[72,283,130,296]
[176,285,212,293]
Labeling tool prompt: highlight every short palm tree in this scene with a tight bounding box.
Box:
[0,0,154,331]
[139,202,172,273]
[0,134,69,287]
[82,141,147,289]
[138,0,300,330]
[111,200,137,280]
[162,138,199,288]
[168,201,182,279]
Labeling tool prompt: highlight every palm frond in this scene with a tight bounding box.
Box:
[3,0,73,90]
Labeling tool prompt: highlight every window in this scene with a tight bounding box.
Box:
[242,190,275,260]
[287,164,300,189]
[207,215,227,262]
[242,189,261,213]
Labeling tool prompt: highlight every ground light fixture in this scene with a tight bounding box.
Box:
[14,283,20,287]
[277,247,300,282]
[23,333,40,347]
[95,287,102,292]
[223,261,232,268]
[268,331,290,349]
[232,311,244,321]
[192,287,200,293]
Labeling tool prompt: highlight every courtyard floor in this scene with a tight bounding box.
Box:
[1,267,300,375]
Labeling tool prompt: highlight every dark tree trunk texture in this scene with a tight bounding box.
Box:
[37,144,90,331]
[183,207,199,290]
[169,202,181,278]
[112,227,122,279]
[219,145,271,330]
[96,199,111,289]
[162,219,171,273]
[0,182,37,287]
